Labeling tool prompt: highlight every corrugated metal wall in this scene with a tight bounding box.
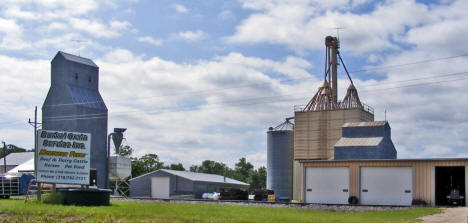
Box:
[267,130,294,198]
[294,109,374,160]
[300,159,468,206]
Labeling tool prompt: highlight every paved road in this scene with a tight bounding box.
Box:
[420,207,468,223]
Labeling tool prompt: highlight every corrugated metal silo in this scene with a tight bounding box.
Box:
[267,118,294,199]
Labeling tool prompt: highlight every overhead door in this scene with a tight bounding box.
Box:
[305,167,349,204]
[151,177,170,199]
[360,167,413,206]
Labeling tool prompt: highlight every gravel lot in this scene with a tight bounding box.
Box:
[111,197,413,212]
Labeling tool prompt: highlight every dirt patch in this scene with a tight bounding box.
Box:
[419,207,468,223]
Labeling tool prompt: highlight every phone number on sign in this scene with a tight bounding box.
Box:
[55,175,87,181]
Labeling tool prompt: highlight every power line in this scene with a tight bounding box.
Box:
[33,74,468,123]
[349,54,468,73]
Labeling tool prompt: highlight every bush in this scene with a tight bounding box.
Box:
[42,192,63,205]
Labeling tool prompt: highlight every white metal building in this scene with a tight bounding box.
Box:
[129,169,249,199]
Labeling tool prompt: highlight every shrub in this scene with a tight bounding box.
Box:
[42,192,63,205]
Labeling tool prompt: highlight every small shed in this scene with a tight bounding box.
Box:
[129,169,249,199]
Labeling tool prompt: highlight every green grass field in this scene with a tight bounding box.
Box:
[0,199,439,223]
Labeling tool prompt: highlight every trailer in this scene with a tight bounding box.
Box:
[0,173,35,198]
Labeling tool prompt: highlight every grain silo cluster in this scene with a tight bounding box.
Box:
[267,36,468,206]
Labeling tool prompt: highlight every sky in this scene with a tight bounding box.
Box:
[0,0,468,169]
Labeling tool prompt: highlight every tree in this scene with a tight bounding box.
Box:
[117,145,133,157]
[0,144,27,158]
[164,163,185,171]
[190,160,229,176]
[234,157,254,182]
[131,153,165,177]
[247,166,266,192]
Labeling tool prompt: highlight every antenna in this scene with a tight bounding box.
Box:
[71,39,87,56]
[330,27,345,40]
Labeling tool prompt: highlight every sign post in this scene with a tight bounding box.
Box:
[36,130,91,185]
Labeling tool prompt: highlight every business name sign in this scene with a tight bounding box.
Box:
[36,130,91,185]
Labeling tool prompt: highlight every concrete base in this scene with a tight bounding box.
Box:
[58,188,111,206]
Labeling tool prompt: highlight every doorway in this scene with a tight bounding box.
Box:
[435,166,465,206]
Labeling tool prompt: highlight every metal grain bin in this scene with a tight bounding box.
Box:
[267,118,294,199]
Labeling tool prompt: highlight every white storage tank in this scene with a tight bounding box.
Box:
[109,155,131,180]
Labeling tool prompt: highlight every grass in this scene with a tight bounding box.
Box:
[0,199,440,223]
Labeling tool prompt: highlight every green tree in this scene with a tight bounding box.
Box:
[131,153,164,177]
[234,157,254,182]
[190,160,229,176]
[0,144,27,158]
[247,166,266,192]
[164,163,185,171]
[117,145,133,157]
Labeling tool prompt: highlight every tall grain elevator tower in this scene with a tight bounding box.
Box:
[292,37,374,200]
[42,51,108,188]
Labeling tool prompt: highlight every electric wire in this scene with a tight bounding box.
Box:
[39,53,468,108]
[30,74,468,124]
[3,55,468,126]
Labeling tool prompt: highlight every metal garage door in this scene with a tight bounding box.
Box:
[360,167,413,206]
[305,167,349,204]
[151,177,170,199]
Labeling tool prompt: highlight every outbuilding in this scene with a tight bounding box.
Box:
[296,158,468,206]
[0,152,34,174]
[129,169,249,199]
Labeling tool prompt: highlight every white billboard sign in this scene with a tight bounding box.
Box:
[36,130,91,185]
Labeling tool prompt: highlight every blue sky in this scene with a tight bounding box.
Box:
[0,0,468,168]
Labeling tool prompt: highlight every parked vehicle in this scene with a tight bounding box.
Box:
[219,188,248,200]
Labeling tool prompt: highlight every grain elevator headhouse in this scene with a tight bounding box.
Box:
[292,36,375,199]
[42,51,108,188]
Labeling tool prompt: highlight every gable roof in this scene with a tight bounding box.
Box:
[130,169,249,186]
[335,137,383,147]
[342,121,387,127]
[0,152,34,166]
[57,51,98,68]
[7,158,35,173]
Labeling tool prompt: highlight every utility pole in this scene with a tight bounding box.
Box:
[2,141,6,173]
[28,106,42,200]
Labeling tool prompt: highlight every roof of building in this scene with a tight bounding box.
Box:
[68,85,107,110]
[7,158,34,173]
[342,121,387,127]
[0,152,34,166]
[299,158,468,163]
[269,119,294,131]
[335,137,383,147]
[130,169,249,186]
[58,51,98,68]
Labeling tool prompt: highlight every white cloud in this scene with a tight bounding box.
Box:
[0,0,100,21]
[137,36,163,46]
[173,4,189,13]
[67,18,130,38]
[227,0,430,54]
[0,18,30,50]
[178,30,207,41]
[421,145,453,157]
